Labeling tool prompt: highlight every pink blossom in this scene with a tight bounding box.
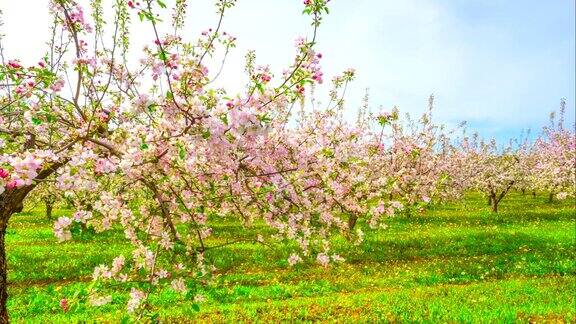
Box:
[151,62,164,80]
[260,73,271,83]
[73,210,92,222]
[89,294,112,307]
[171,278,187,293]
[390,201,404,210]
[311,71,323,84]
[194,295,206,303]
[59,299,68,312]
[127,288,146,313]
[331,254,345,263]
[50,79,65,92]
[69,5,93,32]
[316,253,330,267]
[288,253,302,266]
[7,60,22,69]
[54,216,73,242]
[111,255,125,273]
[6,180,21,190]
[14,86,26,96]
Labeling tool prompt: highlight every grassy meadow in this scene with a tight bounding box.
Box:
[5,192,576,322]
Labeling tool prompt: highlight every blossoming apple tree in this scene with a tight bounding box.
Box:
[0,0,411,320]
[529,101,575,201]
[381,96,463,214]
[460,134,525,213]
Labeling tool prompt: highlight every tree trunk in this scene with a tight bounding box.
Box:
[487,195,492,206]
[0,225,8,324]
[0,193,23,324]
[532,190,536,198]
[548,192,554,203]
[521,188,526,195]
[45,199,54,220]
[0,160,66,321]
[491,194,498,213]
[347,214,358,230]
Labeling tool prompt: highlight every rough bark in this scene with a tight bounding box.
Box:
[0,225,7,324]
[0,160,66,321]
[491,181,515,213]
[347,214,358,230]
[0,189,28,323]
[490,193,498,213]
[45,199,54,220]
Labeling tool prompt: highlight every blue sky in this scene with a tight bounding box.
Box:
[313,0,575,141]
[2,0,574,142]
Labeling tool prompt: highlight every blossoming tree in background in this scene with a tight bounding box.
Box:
[460,134,526,213]
[529,100,576,202]
[382,95,465,214]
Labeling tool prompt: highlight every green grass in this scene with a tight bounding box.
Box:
[5,192,576,322]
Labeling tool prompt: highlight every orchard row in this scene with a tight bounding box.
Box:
[0,0,573,320]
